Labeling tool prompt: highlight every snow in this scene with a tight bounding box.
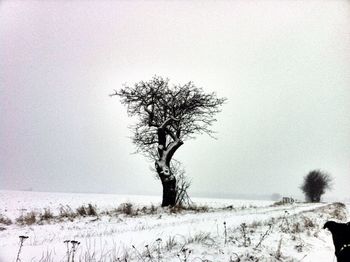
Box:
[0,190,348,261]
[0,190,273,221]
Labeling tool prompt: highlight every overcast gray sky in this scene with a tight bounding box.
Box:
[1,1,350,201]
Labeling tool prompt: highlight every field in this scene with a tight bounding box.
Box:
[0,190,348,262]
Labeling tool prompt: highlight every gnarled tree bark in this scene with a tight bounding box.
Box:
[155,125,183,206]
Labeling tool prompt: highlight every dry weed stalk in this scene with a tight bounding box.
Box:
[16,235,29,262]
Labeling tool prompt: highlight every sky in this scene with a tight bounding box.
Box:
[1,0,350,201]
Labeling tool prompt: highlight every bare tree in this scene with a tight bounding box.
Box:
[300,170,332,202]
[111,76,226,207]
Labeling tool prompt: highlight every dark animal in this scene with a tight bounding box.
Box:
[323,221,350,262]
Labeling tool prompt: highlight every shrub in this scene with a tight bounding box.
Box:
[40,208,54,221]
[150,204,157,213]
[76,205,87,216]
[76,204,98,217]
[86,204,98,216]
[118,203,135,216]
[16,212,37,225]
[0,214,12,225]
[59,205,76,219]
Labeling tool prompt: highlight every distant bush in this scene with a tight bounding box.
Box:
[76,205,87,216]
[87,204,98,216]
[16,211,37,225]
[15,204,100,225]
[58,205,77,220]
[300,170,332,202]
[149,204,157,214]
[0,214,12,225]
[109,203,161,217]
[76,204,98,217]
[118,203,135,216]
[40,208,54,221]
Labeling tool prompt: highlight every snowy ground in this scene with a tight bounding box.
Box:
[0,191,273,221]
[0,190,348,262]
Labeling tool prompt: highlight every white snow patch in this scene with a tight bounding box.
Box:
[0,190,348,262]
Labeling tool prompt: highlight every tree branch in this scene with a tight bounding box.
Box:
[112,76,226,162]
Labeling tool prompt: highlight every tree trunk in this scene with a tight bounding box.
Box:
[156,161,177,207]
[160,174,176,207]
[155,126,183,207]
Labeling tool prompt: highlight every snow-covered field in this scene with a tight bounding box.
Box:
[0,191,273,221]
[0,190,348,262]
